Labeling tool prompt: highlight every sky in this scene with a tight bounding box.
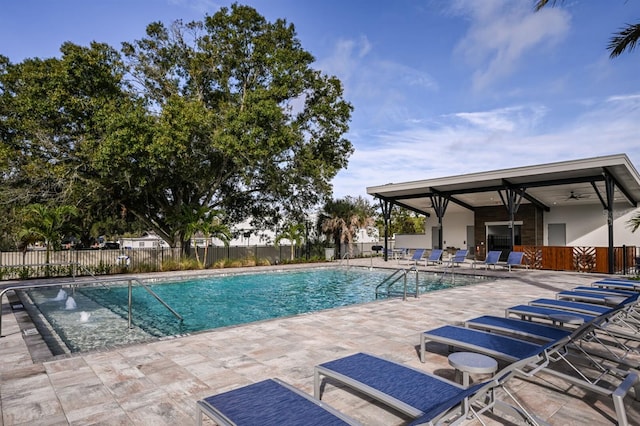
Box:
[2,0,639,201]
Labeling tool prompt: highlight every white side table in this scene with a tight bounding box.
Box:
[448,351,498,387]
[448,352,498,415]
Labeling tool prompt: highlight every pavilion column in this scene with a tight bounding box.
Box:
[498,188,523,248]
[429,195,449,249]
[379,198,392,262]
[604,174,615,274]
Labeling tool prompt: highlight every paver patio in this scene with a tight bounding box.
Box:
[1,258,639,425]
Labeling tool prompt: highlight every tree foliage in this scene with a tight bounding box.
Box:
[275,222,305,260]
[0,4,353,253]
[319,196,375,258]
[18,204,78,264]
[534,0,639,58]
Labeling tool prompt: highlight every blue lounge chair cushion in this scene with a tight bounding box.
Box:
[410,249,426,261]
[465,315,572,342]
[423,325,546,362]
[557,290,624,303]
[572,286,636,296]
[528,298,611,315]
[443,249,468,266]
[472,251,502,269]
[593,280,640,291]
[426,249,443,264]
[317,352,477,419]
[200,379,353,426]
[507,304,597,323]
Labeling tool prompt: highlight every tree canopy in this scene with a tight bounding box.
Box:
[319,196,376,258]
[0,4,353,253]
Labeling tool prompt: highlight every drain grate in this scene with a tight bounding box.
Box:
[12,303,25,310]
[23,328,39,336]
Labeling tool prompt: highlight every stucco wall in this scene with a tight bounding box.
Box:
[543,203,639,246]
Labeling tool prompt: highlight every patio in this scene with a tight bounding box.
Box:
[1,258,639,425]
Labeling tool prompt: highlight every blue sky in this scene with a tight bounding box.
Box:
[2,0,639,201]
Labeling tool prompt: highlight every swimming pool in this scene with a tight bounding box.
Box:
[23,267,493,354]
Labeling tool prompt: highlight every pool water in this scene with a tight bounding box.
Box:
[25,267,492,353]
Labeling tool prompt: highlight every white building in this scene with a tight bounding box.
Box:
[368,154,640,274]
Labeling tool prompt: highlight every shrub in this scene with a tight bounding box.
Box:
[212,259,226,269]
[256,258,271,266]
[242,257,257,267]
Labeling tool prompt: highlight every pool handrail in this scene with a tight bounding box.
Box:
[0,276,183,338]
[375,267,419,300]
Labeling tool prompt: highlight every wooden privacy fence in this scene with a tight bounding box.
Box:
[514,245,636,274]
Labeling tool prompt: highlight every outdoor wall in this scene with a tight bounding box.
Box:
[424,209,475,250]
[543,203,639,246]
[394,234,430,249]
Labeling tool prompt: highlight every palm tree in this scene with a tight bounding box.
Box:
[535,0,639,58]
[320,196,375,259]
[183,206,231,267]
[18,204,78,267]
[200,217,232,267]
[275,222,305,260]
[627,213,640,233]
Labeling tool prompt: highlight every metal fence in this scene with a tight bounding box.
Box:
[0,242,389,281]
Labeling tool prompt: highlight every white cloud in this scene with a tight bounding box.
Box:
[332,95,640,199]
[451,0,571,91]
[453,105,547,133]
[316,35,438,128]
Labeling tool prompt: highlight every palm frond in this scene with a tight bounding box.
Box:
[534,0,561,12]
[608,23,640,58]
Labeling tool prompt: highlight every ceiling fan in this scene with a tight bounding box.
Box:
[567,191,590,200]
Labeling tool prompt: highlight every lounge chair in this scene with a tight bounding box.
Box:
[498,251,526,271]
[471,250,501,270]
[314,352,549,425]
[465,315,573,342]
[556,290,630,305]
[196,378,360,425]
[424,249,443,266]
[506,304,598,324]
[420,306,640,425]
[400,248,426,266]
[525,294,640,342]
[572,286,637,296]
[528,298,613,316]
[593,279,640,291]
[442,249,468,268]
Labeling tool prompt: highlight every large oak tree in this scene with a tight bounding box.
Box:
[1,4,353,253]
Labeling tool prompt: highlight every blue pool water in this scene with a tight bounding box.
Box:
[25,267,492,353]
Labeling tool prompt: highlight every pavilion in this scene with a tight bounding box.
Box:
[367,154,640,274]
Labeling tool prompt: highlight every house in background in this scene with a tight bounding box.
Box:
[120,232,170,249]
[368,154,640,274]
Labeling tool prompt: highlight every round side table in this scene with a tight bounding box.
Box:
[448,351,498,387]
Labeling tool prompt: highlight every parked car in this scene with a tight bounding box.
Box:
[100,242,120,250]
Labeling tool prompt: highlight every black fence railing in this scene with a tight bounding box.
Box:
[0,242,389,281]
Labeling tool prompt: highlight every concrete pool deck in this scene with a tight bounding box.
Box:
[1,258,639,425]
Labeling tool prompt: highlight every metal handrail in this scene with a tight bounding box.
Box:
[0,276,182,337]
[436,258,457,285]
[375,267,419,300]
[128,278,183,328]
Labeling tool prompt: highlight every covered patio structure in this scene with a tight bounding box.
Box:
[367,154,640,274]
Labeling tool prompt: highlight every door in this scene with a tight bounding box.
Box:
[466,226,475,255]
[431,226,440,249]
[548,223,566,246]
